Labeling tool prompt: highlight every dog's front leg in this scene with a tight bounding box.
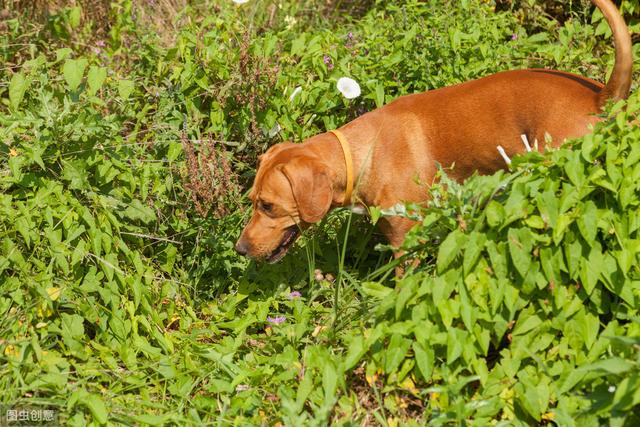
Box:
[378,216,419,276]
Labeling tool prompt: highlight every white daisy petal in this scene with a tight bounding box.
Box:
[337,77,361,99]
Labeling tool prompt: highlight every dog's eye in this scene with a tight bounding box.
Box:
[260,202,273,212]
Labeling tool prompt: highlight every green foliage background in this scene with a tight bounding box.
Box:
[1,0,639,424]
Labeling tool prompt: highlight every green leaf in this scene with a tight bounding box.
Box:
[437,229,464,273]
[123,199,156,224]
[611,374,640,411]
[62,58,88,91]
[9,72,30,110]
[512,312,542,336]
[62,160,90,190]
[463,232,486,274]
[69,6,82,28]
[118,79,135,100]
[344,335,367,370]
[322,362,338,405]
[385,334,411,374]
[581,311,600,350]
[508,228,532,278]
[361,281,393,299]
[580,358,634,375]
[80,393,108,424]
[412,342,434,381]
[375,82,385,108]
[61,313,85,339]
[56,48,73,62]
[87,66,107,96]
[446,328,467,364]
[580,244,603,294]
[564,151,585,188]
[515,381,541,421]
[369,206,382,224]
[485,200,504,228]
[577,201,598,245]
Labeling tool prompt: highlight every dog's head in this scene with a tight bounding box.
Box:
[235,143,334,263]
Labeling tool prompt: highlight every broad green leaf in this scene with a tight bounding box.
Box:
[87,66,107,96]
[580,358,634,375]
[344,335,367,370]
[56,48,73,62]
[9,72,30,110]
[577,201,598,245]
[485,200,505,228]
[63,58,88,91]
[515,381,541,421]
[446,328,467,364]
[322,362,338,405]
[437,229,464,273]
[463,232,486,274]
[62,160,90,190]
[512,312,542,336]
[80,393,108,424]
[118,79,135,100]
[508,228,532,278]
[580,245,603,294]
[123,199,156,224]
[611,374,640,411]
[412,342,434,381]
[69,6,82,28]
[385,334,411,374]
[361,281,393,299]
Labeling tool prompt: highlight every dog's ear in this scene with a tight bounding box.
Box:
[280,157,333,224]
[258,142,295,166]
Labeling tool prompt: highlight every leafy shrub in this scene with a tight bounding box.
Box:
[345,95,640,425]
[0,0,638,424]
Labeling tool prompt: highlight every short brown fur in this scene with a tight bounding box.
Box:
[235,0,633,264]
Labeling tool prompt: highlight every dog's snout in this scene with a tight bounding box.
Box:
[235,238,249,256]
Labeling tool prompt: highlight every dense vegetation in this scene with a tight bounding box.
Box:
[1,0,639,424]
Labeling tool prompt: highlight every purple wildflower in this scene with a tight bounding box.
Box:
[511,33,518,41]
[95,40,106,47]
[323,54,334,70]
[288,291,302,300]
[345,32,355,49]
[266,316,286,325]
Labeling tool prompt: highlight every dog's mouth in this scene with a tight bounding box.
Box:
[266,225,300,263]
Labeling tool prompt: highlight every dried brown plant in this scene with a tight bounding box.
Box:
[181,132,242,218]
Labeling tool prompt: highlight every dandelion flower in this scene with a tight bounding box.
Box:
[337,77,361,99]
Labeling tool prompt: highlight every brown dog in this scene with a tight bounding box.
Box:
[235,0,632,264]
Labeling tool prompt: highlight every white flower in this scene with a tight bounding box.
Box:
[289,86,302,102]
[232,0,249,4]
[608,385,616,393]
[337,77,361,99]
[284,15,297,29]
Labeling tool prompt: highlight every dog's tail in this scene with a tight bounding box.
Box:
[592,0,633,107]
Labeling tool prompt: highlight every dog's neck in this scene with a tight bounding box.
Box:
[304,130,371,208]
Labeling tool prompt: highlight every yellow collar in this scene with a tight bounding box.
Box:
[329,129,354,206]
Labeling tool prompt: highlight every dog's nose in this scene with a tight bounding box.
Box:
[235,239,249,256]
